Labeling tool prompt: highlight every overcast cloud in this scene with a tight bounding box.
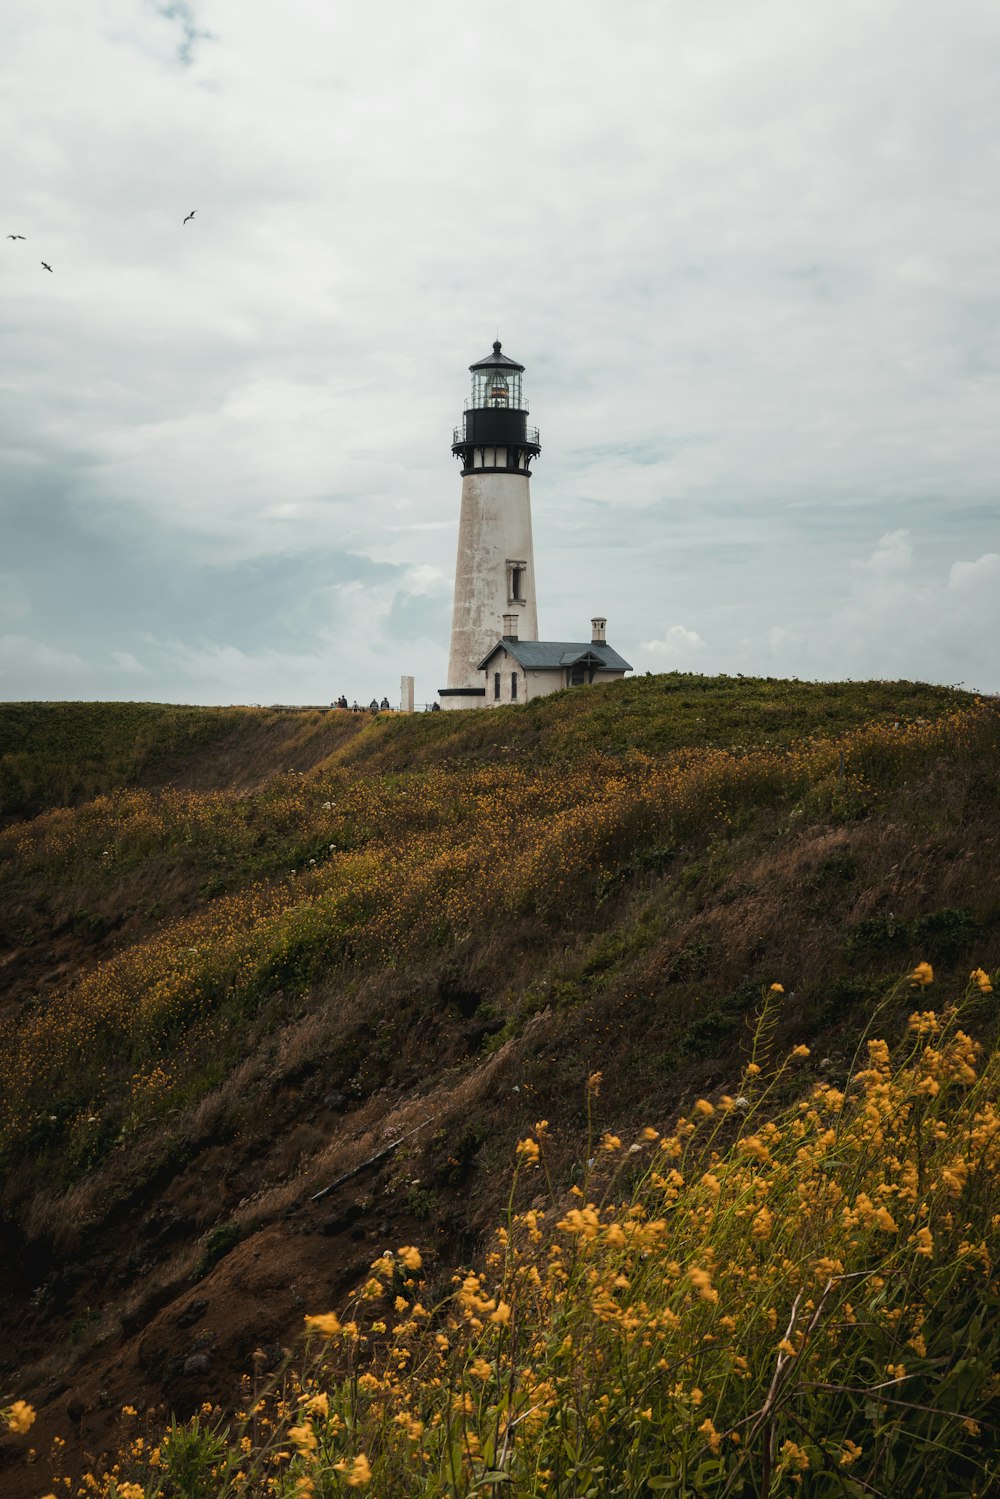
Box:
[2,0,998,705]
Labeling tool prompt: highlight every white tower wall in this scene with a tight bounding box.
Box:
[445,469,538,695]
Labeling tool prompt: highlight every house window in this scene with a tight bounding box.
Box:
[570,666,585,687]
[511,671,518,701]
[494,671,501,701]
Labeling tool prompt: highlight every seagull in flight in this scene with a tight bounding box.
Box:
[7,234,26,240]
[41,261,52,272]
[183,210,197,224]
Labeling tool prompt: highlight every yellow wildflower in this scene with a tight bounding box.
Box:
[587,1071,603,1095]
[288,1424,317,1453]
[698,1417,722,1454]
[693,1099,715,1117]
[337,1453,371,1487]
[769,983,784,993]
[751,1206,774,1240]
[557,1205,600,1239]
[641,1126,659,1141]
[970,967,993,994]
[397,1246,423,1271]
[469,1357,492,1379]
[516,1137,540,1164]
[840,1440,862,1467]
[909,961,934,986]
[913,1225,934,1257]
[778,1440,810,1472]
[601,1132,622,1152]
[688,1266,718,1303]
[490,1300,512,1325]
[304,1393,329,1419]
[5,1401,35,1435]
[791,1044,810,1058]
[304,1312,341,1337]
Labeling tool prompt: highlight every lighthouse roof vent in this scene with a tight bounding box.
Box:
[469,340,525,374]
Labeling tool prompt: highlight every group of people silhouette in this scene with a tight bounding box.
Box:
[330,696,441,713]
[332,696,392,713]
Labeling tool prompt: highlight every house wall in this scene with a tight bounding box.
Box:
[483,661,625,707]
[485,660,562,706]
[524,668,565,702]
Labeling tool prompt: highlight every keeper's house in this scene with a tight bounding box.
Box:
[477,614,631,708]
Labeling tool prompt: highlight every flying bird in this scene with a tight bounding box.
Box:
[41,261,52,272]
[183,210,197,224]
[7,234,26,240]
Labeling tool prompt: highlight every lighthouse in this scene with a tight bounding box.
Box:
[438,341,541,708]
[436,340,632,710]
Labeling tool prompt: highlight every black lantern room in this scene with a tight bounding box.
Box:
[451,341,541,476]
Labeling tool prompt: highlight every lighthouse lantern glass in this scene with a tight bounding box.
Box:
[470,366,524,411]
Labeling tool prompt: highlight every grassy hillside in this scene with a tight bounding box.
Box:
[0,701,369,819]
[0,675,997,1496]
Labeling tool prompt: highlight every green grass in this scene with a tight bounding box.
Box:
[334,673,974,771]
[0,701,252,815]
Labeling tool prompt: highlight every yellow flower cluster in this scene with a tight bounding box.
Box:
[75,977,1000,1497]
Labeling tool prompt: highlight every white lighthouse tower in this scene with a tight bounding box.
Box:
[438,341,541,708]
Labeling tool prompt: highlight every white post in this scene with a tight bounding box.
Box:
[400,675,415,713]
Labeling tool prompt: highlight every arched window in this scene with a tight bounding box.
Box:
[511,672,518,701]
[494,671,501,701]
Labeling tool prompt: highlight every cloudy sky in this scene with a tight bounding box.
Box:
[2,0,998,706]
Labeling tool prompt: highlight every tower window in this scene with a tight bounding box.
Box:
[507,560,527,603]
[511,671,518,701]
[494,671,501,701]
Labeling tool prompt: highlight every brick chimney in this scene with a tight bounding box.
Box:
[503,613,519,641]
[591,616,607,644]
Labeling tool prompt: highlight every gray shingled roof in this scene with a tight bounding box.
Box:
[477,639,632,672]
